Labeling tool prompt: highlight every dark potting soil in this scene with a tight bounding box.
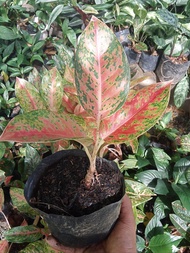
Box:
[34,155,124,216]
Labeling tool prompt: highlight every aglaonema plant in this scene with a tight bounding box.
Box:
[0,16,171,188]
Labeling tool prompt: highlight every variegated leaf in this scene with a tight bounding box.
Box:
[0,170,5,187]
[40,67,64,112]
[4,225,42,243]
[0,188,4,208]
[28,67,41,90]
[19,240,47,253]
[51,140,70,153]
[10,188,39,218]
[75,16,130,120]
[0,240,9,253]
[62,86,78,113]
[0,109,91,143]
[101,81,171,143]
[64,65,75,84]
[15,78,46,112]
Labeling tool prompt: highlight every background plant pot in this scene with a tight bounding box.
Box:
[138,51,159,72]
[115,28,131,46]
[155,54,190,86]
[124,46,141,64]
[24,149,125,248]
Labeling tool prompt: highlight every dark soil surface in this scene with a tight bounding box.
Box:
[33,155,124,216]
[167,106,190,135]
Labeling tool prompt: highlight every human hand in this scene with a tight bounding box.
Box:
[46,194,136,253]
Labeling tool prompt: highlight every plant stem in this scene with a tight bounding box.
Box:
[84,140,102,188]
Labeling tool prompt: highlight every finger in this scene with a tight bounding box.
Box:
[45,235,84,253]
[120,194,136,228]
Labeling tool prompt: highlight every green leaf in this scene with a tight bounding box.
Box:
[75,16,130,120]
[145,215,164,241]
[10,71,21,77]
[157,9,178,27]
[125,179,154,207]
[159,111,172,128]
[172,183,190,210]
[3,42,15,59]
[174,76,189,108]
[93,3,114,11]
[151,147,171,171]
[4,225,42,243]
[170,214,190,242]
[0,158,15,176]
[152,36,171,49]
[180,134,190,153]
[0,170,5,186]
[134,5,147,19]
[136,235,145,252]
[172,200,190,222]
[54,43,74,71]
[137,135,150,156]
[62,18,69,35]
[136,170,168,187]
[7,66,20,73]
[121,155,137,170]
[154,197,170,220]
[67,28,77,48]
[47,4,64,30]
[83,6,99,14]
[173,157,190,184]
[0,26,20,40]
[17,54,24,66]
[154,179,169,195]
[36,0,57,2]
[22,66,33,74]
[24,144,42,177]
[69,17,83,27]
[149,233,182,253]
[31,55,44,63]
[32,41,45,52]
[137,156,150,169]
[0,142,6,159]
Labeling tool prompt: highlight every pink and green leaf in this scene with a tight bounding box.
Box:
[0,110,92,143]
[4,225,42,243]
[15,78,46,112]
[101,81,171,143]
[40,67,64,112]
[75,16,130,120]
[28,67,41,90]
[0,240,9,253]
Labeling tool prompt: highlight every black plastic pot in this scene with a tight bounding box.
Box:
[115,28,131,46]
[124,46,141,64]
[24,149,125,248]
[139,51,159,72]
[155,54,190,86]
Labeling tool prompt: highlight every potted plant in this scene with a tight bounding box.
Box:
[144,8,190,86]
[0,16,171,248]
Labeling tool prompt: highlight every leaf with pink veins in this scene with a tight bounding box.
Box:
[15,78,46,112]
[40,67,64,112]
[101,81,171,144]
[0,109,92,144]
[75,16,130,121]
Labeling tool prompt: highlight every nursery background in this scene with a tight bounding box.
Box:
[0,0,190,252]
